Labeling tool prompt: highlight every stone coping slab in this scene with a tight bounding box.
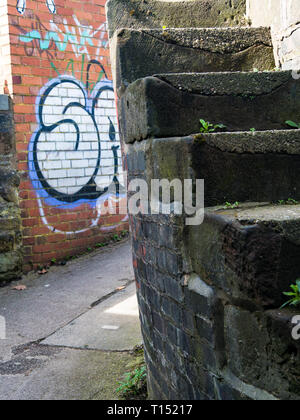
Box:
[195,129,300,154]
[119,72,300,142]
[187,202,300,308]
[106,0,246,37]
[156,71,292,95]
[128,131,300,207]
[134,27,273,53]
[113,27,274,91]
[208,202,300,225]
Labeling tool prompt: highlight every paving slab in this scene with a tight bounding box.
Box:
[0,240,134,361]
[0,240,145,400]
[0,345,138,400]
[42,282,142,351]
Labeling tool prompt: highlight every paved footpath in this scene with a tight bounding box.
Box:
[0,240,143,400]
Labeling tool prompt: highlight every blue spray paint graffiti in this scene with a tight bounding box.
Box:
[19,30,78,53]
[17,14,108,61]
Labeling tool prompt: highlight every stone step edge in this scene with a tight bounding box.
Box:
[115,26,273,54]
[205,202,300,223]
[193,130,300,155]
[153,71,292,96]
[131,130,300,153]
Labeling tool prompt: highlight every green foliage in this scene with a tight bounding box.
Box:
[95,242,106,248]
[278,198,299,206]
[224,201,240,209]
[286,120,300,129]
[116,366,147,399]
[199,119,226,133]
[281,280,300,308]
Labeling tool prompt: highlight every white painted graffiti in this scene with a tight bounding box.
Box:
[17,0,56,14]
[0,316,6,340]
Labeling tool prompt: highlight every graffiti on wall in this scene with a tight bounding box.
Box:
[17,9,126,235]
[14,13,108,61]
[17,0,56,15]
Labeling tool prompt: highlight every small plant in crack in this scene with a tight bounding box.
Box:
[224,201,240,209]
[281,279,300,308]
[199,119,226,133]
[286,120,300,129]
[116,366,147,399]
[278,198,299,206]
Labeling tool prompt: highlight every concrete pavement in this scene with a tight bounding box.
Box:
[0,240,143,400]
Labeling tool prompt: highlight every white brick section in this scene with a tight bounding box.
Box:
[34,79,124,197]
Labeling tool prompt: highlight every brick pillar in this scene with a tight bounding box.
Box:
[3,0,127,271]
[0,1,12,95]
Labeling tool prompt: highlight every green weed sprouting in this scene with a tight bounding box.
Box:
[224,202,240,209]
[116,366,147,399]
[199,119,226,133]
[281,280,300,309]
[286,120,300,129]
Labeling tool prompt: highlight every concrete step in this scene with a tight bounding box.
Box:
[139,131,300,206]
[119,71,300,142]
[186,202,300,308]
[106,0,247,37]
[113,27,274,91]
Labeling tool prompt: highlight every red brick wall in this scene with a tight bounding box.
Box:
[0,2,12,95]
[2,0,128,271]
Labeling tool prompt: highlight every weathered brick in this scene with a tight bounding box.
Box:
[161,296,182,326]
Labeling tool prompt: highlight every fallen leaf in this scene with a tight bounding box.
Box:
[38,269,48,275]
[12,285,27,291]
[116,286,126,291]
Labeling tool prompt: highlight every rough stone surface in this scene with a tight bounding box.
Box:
[130,186,300,399]
[120,105,300,400]
[120,72,300,143]
[143,133,300,206]
[106,0,247,37]
[0,97,22,283]
[187,204,300,308]
[113,27,274,92]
